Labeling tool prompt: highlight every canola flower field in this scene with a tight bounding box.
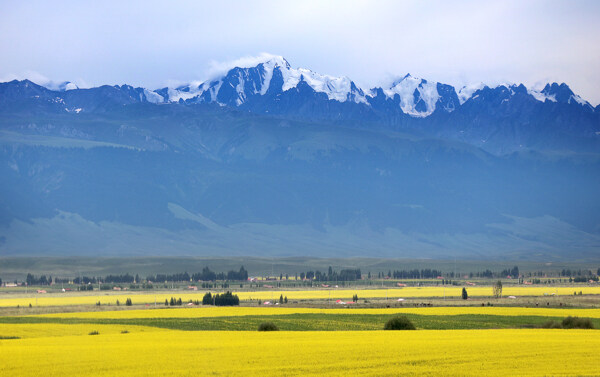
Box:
[0,323,166,338]
[1,286,599,307]
[0,327,598,376]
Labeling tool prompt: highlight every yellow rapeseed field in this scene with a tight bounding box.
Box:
[38,306,600,319]
[0,323,165,338]
[0,329,598,376]
[1,286,599,307]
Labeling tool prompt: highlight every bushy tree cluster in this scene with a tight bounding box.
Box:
[202,292,213,305]
[561,269,596,277]
[168,297,183,306]
[202,291,239,306]
[103,274,135,283]
[192,267,217,281]
[390,269,443,279]
[73,276,97,284]
[477,269,494,278]
[225,266,248,281]
[574,276,599,282]
[299,267,361,282]
[146,266,248,282]
[500,266,520,277]
[384,316,416,330]
[26,274,52,285]
[542,316,595,329]
[147,272,191,283]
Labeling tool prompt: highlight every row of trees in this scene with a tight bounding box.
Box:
[73,274,139,284]
[26,274,53,285]
[16,265,600,286]
[386,269,443,279]
[500,266,520,277]
[561,268,600,277]
[299,267,362,282]
[202,292,240,306]
[148,266,248,282]
[22,267,248,287]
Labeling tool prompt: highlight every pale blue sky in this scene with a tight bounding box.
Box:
[1,0,599,104]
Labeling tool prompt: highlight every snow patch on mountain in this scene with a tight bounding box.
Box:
[143,89,164,104]
[528,88,557,103]
[458,83,486,104]
[382,74,440,116]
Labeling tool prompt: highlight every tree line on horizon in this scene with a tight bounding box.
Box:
[9,266,600,287]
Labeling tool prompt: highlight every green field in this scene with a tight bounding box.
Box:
[2,312,599,331]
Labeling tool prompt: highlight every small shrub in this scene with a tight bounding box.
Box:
[562,316,594,329]
[88,331,100,335]
[258,322,279,331]
[384,316,416,330]
[121,330,129,334]
[540,320,562,329]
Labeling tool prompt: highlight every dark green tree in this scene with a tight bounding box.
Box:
[462,287,468,300]
[202,292,213,305]
[213,291,239,306]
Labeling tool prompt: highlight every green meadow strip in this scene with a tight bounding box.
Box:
[1,313,598,331]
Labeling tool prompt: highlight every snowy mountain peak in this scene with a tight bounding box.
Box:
[58,81,78,91]
[256,55,291,70]
[382,74,442,117]
[162,56,368,105]
[538,82,590,107]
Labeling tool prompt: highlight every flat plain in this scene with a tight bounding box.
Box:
[1,327,599,376]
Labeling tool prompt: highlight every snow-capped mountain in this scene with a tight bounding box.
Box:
[149,56,596,119]
[1,57,600,259]
[370,74,461,117]
[159,56,368,107]
[6,55,597,119]
[1,55,598,154]
[157,56,462,116]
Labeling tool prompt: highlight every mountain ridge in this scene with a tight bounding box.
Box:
[2,55,596,115]
[0,57,599,259]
